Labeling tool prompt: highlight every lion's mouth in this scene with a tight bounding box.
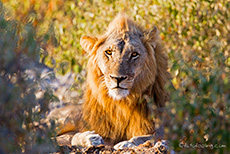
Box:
[108,86,129,100]
[112,86,128,90]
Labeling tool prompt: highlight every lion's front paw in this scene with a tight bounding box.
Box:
[71,131,104,147]
[114,141,136,150]
[129,135,153,146]
[114,135,154,150]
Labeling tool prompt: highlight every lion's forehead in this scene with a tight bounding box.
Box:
[101,37,145,54]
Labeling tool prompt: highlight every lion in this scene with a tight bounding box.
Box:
[49,13,170,148]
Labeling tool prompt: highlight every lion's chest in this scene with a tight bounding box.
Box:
[83,97,154,143]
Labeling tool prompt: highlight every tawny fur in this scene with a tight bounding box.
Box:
[80,14,170,144]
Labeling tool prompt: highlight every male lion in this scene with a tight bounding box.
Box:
[50,13,170,148]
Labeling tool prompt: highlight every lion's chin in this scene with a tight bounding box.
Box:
[108,88,129,100]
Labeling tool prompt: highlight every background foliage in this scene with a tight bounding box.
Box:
[0,0,229,153]
[0,1,57,153]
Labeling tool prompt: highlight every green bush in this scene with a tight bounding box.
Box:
[1,0,230,153]
[158,1,230,153]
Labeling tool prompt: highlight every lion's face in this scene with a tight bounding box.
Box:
[96,33,147,100]
[80,14,162,101]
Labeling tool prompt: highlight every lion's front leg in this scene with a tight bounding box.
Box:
[71,131,104,147]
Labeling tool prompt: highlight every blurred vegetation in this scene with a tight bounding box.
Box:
[0,1,58,153]
[1,0,229,153]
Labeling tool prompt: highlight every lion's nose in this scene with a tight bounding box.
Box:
[110,75,127,84]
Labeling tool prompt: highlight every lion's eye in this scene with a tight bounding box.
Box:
[131,52,139,59]
[105,50,112,56]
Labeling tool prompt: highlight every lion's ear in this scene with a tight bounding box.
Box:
[80,36,98,52]
[144,26,159,48]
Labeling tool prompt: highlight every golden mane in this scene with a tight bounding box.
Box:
[81,14,170,143]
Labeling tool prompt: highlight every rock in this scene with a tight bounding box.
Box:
[151,140,170,154]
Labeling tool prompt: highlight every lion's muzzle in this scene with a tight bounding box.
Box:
[110,75,128,89]
[105,74,134,100]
